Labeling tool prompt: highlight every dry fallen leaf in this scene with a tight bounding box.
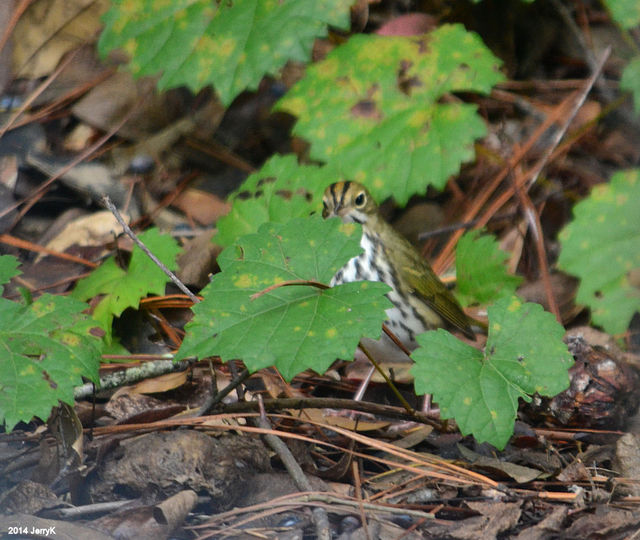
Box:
[12,0,110,78]
[41,210,128,260]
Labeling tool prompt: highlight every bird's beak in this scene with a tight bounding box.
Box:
[323,204,344,219]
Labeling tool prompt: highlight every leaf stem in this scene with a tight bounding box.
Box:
[358,340,415,415]
[250,279,329,300]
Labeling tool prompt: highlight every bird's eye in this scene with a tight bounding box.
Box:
[322,200,328,210]
[354,193,366,207]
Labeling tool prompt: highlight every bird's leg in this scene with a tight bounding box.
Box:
[357,327,441,416]
[357,339,414,414]
[422,394,440,416]
[352,361,375,402]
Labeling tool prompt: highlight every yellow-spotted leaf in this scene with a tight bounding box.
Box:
[177,216,392,380]
[98,0,352,106]
[557,170,640,335]
[276,25,504,205]
[0,256,103,431]
[411,296,572,449]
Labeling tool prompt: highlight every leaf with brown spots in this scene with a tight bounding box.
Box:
[277,25,504,205]
[0,256,102,431]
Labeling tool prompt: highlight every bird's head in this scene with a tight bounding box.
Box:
[322,181,378,225]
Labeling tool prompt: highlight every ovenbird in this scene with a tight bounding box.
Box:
[322,181,474,351]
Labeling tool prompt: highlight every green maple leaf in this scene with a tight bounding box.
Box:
[215,154,334,247]
[276,25,504,205]
[0,256,102,431]
[412,296,573,450]
[603,0,640,29]
[456,230,522,306]
[72,228,180,342]
[98,0,352,106]
[557,169,640,335]
[178,216,392,380]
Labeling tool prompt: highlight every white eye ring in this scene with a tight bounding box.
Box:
[354,193,365,206]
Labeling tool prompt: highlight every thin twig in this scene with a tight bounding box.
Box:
[74,357,192,399]
[0,233,98,267]
[510,47,610,321]
[54,500,133,519]
[352,461,371,540]
[102,196,200,304]
[132,171,199,229]
[221,396,439,426]
[525,46,611,190]
[432,95,568,274]
[549,0,614,102]
[382,323,412,356]
[8,272,92,298]
[0,98,141,224]
[191,490,435,533]
[432,48,610,275]
[418,210,517,240]
[86,412,499,487]
[512,175,561,321]
[0,46,79,141]
[0,0,34,55]
[185,137,256,174]
[228,359,245,402]
[256,396,331,540]
[194,367,252,416]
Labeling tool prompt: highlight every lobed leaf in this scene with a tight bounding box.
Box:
[276,25,504,205]
[456,230,522,306]
[215,154,333,247]
[178,216,392,380]
[0,292,102,431]
[412,296,573,449]
[72,228,180,342]
[98,0,352,106]
[557,169,640,335]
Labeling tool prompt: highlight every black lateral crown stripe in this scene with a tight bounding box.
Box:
[339,181,351,209]
[329,182,339,210]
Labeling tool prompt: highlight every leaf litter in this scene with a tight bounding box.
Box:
[0,1,640,538]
